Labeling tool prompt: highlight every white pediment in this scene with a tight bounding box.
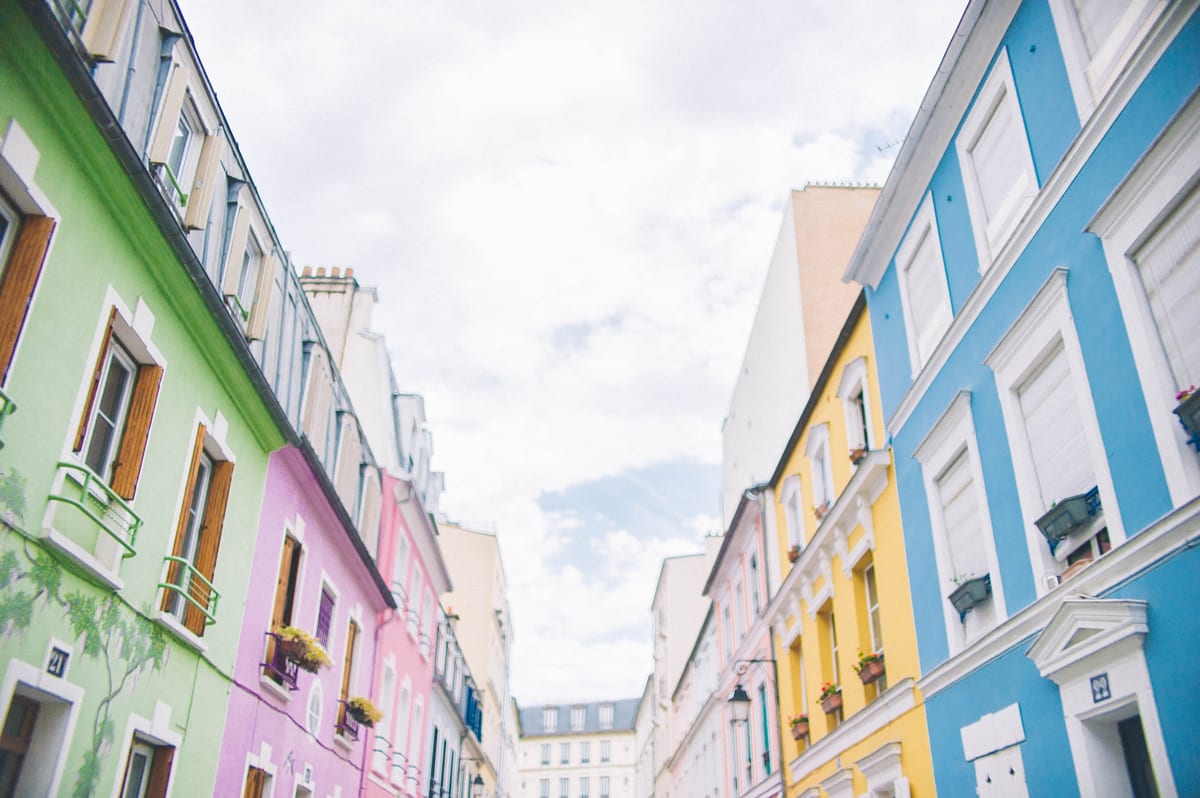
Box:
[1026,597,1148,680]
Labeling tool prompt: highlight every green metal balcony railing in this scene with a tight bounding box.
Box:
[0,387,16,448]
[46,462,141,558]
[159,556,220,627]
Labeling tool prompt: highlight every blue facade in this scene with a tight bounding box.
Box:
[847,1,1200,796]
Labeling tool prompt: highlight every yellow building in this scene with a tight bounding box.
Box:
[764,294,935,798]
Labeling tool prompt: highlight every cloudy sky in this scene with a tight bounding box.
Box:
[178,0,965,703]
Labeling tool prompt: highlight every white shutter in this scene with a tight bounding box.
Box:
[1134,184,1200,391]
[971,93,1027,223]
[937,451,991,578]
[905,226,952,362]
[1072,0,1127,58]
[1018,343,1096,507]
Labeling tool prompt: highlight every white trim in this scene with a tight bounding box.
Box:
[960,702,1025,762]
[894,192,952,375]
[0,117,58,217]
[111,703,184,798]
[912,391,1008,654]
[836,356,875,452]
[242,740,278,798]
[1,657,83,798]
[984,267,1125,596]
[955,47,1039,272]
[804,423,834,512]
[781,474,804,550]
[1087,91,1200,506]
[878,3,1197,438]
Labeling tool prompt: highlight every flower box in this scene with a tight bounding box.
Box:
[790,721,809,740]
[820,692,842,714]
[849,447,867,465]
[787,545,801,563]
[857,659,885,685]
[1174,390,1200,452]
[948,573,991,620]
[274,626,331,674]
[814,502,830,521]
[346,696,383,727]
[1034,488,1099,543]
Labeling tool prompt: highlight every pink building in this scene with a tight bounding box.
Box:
[363,470,452,798]
[215,445,394,797]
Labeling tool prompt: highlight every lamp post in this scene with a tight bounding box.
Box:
[471,774,484,798]
[727,682,752,726]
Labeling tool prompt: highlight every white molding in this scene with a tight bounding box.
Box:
[1026,598,1147,681]
[836,356,875,451]
[111,705,184,798]
[1087,91,1200,505]
[920,495,1200,697]
[880,2,1199,439]
[2,657,83,798]
[0,117,58,217]
[895,192,951,375]
[984,267,1125,596]
[960,703,1025,762]
[786,680,916,786]
[856,740,905,792]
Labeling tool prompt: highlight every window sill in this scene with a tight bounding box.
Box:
[154,611,208,654]
[39,527,123,591]
[259,673,294,704]
[333,730,356,752]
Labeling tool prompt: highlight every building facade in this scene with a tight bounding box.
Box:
[517,700,640,798]
[844,1,1200,795]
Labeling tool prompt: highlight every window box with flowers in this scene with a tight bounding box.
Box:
[787,544,801,563]
[274,626,332,674]
[814,501,830,521]
[854,651,885,685]
[849,447,867,465]
[788,714,809,740]
[818,682,842,714]
[1174,386,1200,452]
[346,695,383,727]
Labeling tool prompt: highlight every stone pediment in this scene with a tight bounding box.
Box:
[1026,597,1148,681]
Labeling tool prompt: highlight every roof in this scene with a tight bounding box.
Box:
[517,698,640,737]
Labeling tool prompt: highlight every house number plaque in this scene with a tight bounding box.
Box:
[47,647,69,677]
[1090,672,1111,703]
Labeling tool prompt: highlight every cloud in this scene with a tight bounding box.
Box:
[178,0,966,703]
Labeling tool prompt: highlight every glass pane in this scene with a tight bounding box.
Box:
[85,352,133,477]
[122,750,150,798]
[167,116,191,178]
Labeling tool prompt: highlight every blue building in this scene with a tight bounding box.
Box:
[843,1,1200,796]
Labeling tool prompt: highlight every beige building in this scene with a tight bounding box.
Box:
[517,700,640,798]
[438,521,517,798]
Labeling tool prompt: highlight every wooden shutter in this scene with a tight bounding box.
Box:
[110,364,162,499]
[245,253,278,340]
[80,0,132,62]
[340,620,358,708]
[0,215,54,383]
[148,59,189,165]
[145,744,174,798]
[183,134,224,230]
[73,308,117,452]
[242,766,266,798]
[184,459,233,635]
[161,424,206,613]
[272,536,297,631]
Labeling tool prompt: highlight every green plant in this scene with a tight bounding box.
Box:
[854,650,883,673]
[818,681,840,701]
[788,714,808,726]
[347,695,383,726]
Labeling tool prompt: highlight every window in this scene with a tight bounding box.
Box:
[540,778,550,798]
[986,270,1122,594]
[160,424,233,636]
[265,533,303,685]
[336,619,360,735]
[559,777,569,798]
[896,193,952,372]
[600,740,611,763]
[749,555,761,615]
[570,706,585,731]
[915,392,1007,653]
[391,535,410,602]
[599,776,610,798]
[580,741,590,763]
[374,664,396,773]
[306,681,323,735]
[0,695,38,796]
[408,697,423,767]
[1048,0,1162,121]
[805,424,835,515]
[316,588,335,649]
[861,563,887,693]
[579,776,590,798]
[722,605,733,661]
[733,584,744,640]
[73,309,163,497]
[758,683,772,775]
[219,204,276,335]
[560,742,570,764]
[838,357,874,456]
[394,682,411,780]
[599,703,613,729]
[781,475,804,550]
[117,737,174,798]
[541,743,550,765]
[543,706,558,732]
[956,49,1039,270]
[407,568,423,639]
[0,183,55,386]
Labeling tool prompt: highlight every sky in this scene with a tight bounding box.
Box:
[177,0,966,704]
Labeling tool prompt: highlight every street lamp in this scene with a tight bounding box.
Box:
[727,682,752,726]
[471,774,484,798]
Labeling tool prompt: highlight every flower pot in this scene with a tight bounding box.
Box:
[948,573,991,620]
[348,705,375,727]
[1034,488,1099,543]
[849,447,867,465]
[857,659,885,685]
[787,546,801,563]
[790,722,808,740]
[815,502,829,521]
[1174,391,1200,451]
[820,693,842,714]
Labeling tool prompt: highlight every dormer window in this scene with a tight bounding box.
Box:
[543,707,557,732]
[598,703,614,730]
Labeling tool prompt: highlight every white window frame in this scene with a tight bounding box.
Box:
[985,268,1124,597]
[1047,0,1165,123]
[540,743,551,765]
[804,423,835,514]
[956,48,1040,272]
[896,192,953,375]
[1088,93,1200,505]
[836,356,874,453]
[599,703,614,729]
[781,474,804,549]
[0,657,84,798]
[913,391,1008,655]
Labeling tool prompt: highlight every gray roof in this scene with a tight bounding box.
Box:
[518,698,640,737]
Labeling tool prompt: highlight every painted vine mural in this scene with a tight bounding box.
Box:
[0,467,169,798]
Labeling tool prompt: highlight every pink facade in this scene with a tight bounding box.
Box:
[215,446,393,797]
[362,470,452,798]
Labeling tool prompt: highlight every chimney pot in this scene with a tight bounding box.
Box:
[332,266,341,277]
[316,266,327,277]
[345,268,354,278]
[302,265,313,276]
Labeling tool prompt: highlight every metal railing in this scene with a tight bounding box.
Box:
[159,555,220,626]
[260,631,300,690]
[336,702,361,741]
[46,462,141,558]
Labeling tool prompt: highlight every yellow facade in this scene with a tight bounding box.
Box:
[767,298,936,797]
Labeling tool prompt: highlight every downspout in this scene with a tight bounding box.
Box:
[116,0,145,125]
[358,606,401,798]
[752,485,785,797]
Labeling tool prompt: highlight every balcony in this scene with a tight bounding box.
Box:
[43,462,141,587]
[159,555,220,627]
[260,632,300,691]
[336,702,361,741]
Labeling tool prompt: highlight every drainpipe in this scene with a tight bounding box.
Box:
[750,484,785,798]
[116,0,145,125]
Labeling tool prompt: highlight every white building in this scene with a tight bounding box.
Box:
[516,700,640,798]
